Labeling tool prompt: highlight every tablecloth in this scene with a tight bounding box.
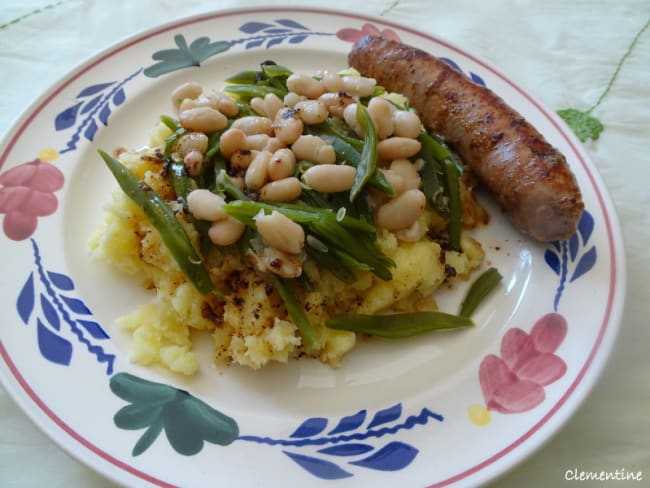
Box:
[1,0,648,486]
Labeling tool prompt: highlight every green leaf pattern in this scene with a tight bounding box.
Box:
[110,373,239,456]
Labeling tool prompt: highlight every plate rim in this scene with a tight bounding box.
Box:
[0,6,627,488]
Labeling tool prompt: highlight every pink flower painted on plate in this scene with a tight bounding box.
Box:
[479,313,568,414]
[0,159,64,241]
[336,23,401,43]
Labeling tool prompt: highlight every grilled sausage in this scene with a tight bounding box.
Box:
[348,35,584,242]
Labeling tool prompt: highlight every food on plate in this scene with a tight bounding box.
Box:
[348,35,584,242]
[89,61,491,375]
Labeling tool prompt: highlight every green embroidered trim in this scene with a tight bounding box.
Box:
[558,18,649,142]
[0,1,71,30]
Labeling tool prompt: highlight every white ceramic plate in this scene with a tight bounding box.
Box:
[0,7,625,488]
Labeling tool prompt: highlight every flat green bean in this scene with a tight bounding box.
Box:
[98,149,223,299]
[459,267,503,318]
[443,159,462,250]
[349,104,378,202]
[326,311,473,338]
[273,277,317,350]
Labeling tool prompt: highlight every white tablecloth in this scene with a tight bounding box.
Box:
[1,1,648,486]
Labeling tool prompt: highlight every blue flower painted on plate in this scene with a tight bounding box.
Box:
[55,68,142,154]
[544,210,597,310]
[143,19,334,78]
[239,403,442,480]
[16,239,114,374]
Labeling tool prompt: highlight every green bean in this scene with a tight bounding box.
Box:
[224,199,376,233]
[260,63,291,95]
[215,170,249,202]
[165,160,214,254]
[329,247,373,272]
[224,84,285,101]
[273,277,317,350]
[417,132,447,215]
[349,104,378,202]
[308,218,392,280]
[459,267,503,318]
[224,70,259,84]
[98,149,223,299]
[204,131,222,161]
[236,102,257,117]
[325,311,473,338]
[304,245,357,284]
[260,63,292,80]
[420,132,463,174]
[160,114,180,132]
[320,118,364,151]
[443,158,462,250]
[416,132,464,249]
[167,160,197,201]
[163,127,187,160]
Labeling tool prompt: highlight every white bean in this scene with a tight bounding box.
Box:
[341,75,376,97]
[286,73,325,99]
[268,148,296,181]
[219,128,247,159]
[302,165,356,193]
[255,210,305,254]
[245,150,271,190]
[183,150,204,176]
[263,93,284,119]
[343,103,363,138]
[319,91,354,119]
[231,115,273,136]
[273,108,304,145]
[250,97,266,116]
[374,189,426,231]
[295,100,328,125]
[179,106,227,133]
[291,135,336,164]
[389,159,421,191]
[368,97,395,140]
[209,91,239,117]
[262,137,285,153]
[283,92,307,108]
[179,97,216,112]
[392,110,423,138]
[320,71,344,92]
[245,134,270,151]
[230,175,245,191]
[230,149,256,170]
[377,137,422,160]
[175,132,209,158]
[395,219,426,242]
[259,177,302,202]
[171,81,202,107]
[187,189,227,221]
[208,217,246,246]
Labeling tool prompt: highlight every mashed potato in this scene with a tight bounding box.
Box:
[90,87,486,375]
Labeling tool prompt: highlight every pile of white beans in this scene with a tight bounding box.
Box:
[170,70,429,277]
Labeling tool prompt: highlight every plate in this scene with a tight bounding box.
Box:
[0,7,625,487]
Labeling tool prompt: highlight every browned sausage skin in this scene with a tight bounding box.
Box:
[348,35,584,242]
